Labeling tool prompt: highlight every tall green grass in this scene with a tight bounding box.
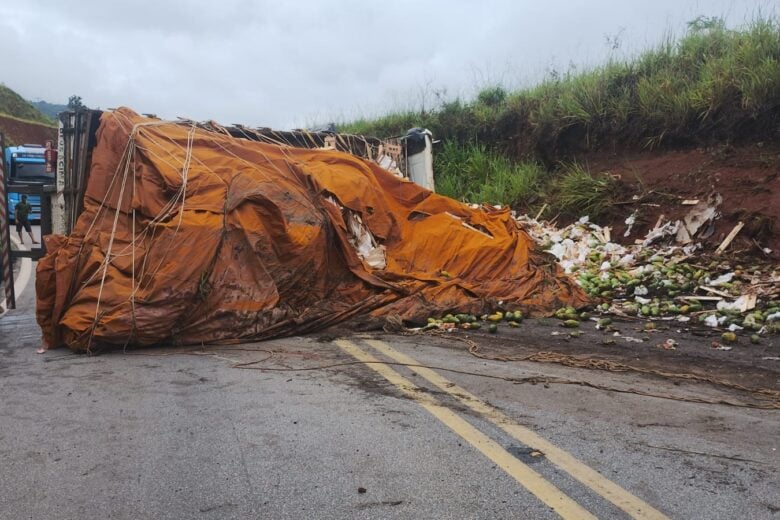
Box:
[341,16,778,220]
[434,140,544,210]
[434,142,617,219]
[340,16,780,155]
[551,163,619,220]
[0,84,54,125]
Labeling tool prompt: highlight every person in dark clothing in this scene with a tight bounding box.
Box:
[14,194,38,245]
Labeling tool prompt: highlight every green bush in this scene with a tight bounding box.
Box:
[476,160,542,208]
[433,140,544,209]
[476,86,508,107]
[552,163,619,220]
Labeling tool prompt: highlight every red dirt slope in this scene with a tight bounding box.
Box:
[0,114,57,146]
[586,143,780,255]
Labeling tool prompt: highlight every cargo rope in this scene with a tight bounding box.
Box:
[216,344,780,410]
[398,329,780,407]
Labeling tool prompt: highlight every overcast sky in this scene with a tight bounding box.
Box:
[0,0,774,129]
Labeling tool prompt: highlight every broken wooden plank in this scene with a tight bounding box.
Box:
[652,214,665,230]
[534,203,548,221]
[715,221,745,255]
[698,286,731,298]
[675,295,724,302]
[445,212,494,239]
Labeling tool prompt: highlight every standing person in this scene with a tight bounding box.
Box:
[14,195,38,245]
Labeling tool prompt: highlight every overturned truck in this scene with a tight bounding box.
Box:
[37,108,588,351]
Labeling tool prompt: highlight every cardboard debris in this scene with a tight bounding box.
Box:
[513,207,779,335]
[676,194,722,244]
[740,294,757,312]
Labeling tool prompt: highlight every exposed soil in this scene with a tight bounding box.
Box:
[350,143,780,399]
[0,114,57,146]
[581,142,780,255]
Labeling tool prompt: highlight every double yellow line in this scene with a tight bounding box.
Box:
[336,339,669,520]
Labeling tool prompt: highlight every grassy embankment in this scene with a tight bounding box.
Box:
[340,17,780,220]
[0,84,57,146]
[0,84,55,125]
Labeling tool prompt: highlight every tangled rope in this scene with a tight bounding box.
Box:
[397,329,780,409]
[48,335,779,409]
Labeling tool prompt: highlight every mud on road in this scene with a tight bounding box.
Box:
[354,316,780,410]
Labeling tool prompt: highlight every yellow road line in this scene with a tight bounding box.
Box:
[335,339,596,520]
[365,339,670,520]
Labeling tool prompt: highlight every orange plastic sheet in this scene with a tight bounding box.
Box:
[36,109,589,351]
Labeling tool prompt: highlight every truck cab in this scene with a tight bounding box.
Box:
[4,144,52,222]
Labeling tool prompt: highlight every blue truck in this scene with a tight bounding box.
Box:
[4,143,53,222]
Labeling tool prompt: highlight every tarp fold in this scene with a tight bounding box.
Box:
[37,109,588,351]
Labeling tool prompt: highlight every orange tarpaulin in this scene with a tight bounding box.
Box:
[36,109,588,351]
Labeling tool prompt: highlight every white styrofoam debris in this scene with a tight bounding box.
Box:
[624,212,637,237]
[704,315,720,327]
[708,273,734,286]
[548,242,566,260]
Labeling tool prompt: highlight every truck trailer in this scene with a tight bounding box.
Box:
[4,143,53,221]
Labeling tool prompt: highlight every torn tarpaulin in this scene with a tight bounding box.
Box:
[36,108,588,351]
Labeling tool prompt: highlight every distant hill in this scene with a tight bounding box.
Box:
[0,84,54,125]
[30,99,68,119]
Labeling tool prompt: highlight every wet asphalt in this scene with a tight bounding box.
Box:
[1,287,778,519]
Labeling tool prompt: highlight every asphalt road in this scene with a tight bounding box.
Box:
[1,286,778,519]
[10,223,42,247]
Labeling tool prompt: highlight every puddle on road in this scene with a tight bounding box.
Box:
[506,444,546,464]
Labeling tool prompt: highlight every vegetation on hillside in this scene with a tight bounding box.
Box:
[434,142,620,218]
[434,141,544,207]
[339,16,780,217]
[342,17,779,154]
[0,84,55,125]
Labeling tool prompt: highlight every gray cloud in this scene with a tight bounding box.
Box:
[1,0,774,129]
